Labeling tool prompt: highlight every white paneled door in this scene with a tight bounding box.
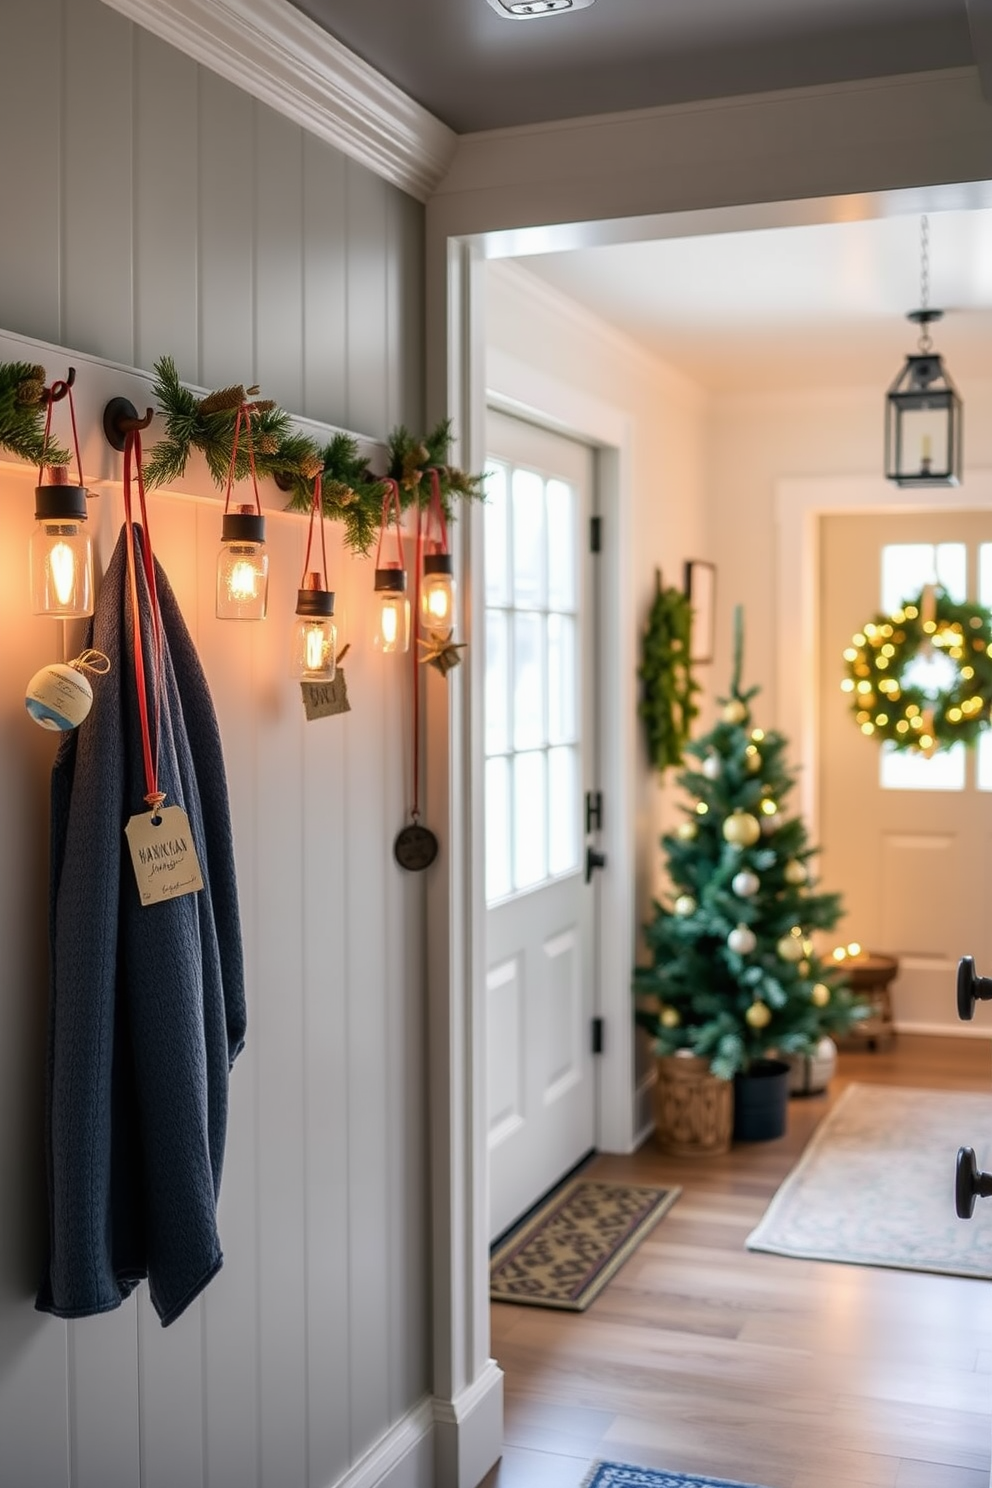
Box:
[819,511,992,1034]
[484,410,600,1242]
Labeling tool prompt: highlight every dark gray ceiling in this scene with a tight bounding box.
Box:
[289,0,974,134]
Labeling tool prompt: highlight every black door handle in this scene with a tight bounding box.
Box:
[957,956,992,1021]
[585,847,607,884]
[956,1146,992,1218]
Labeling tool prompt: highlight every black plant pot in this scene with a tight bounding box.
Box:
[733,1057,791,1143]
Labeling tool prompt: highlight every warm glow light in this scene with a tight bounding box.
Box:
[760,798,778,815]
[695,802,708,815]
[228,559,259,602]
[847,942,862,956]
[305,624,326,672]
[832,946,846,961]
[381,602,399,647]
[48,541,76,608]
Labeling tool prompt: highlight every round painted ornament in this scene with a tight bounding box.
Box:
[727,923,757,955]
[25,650,110,731]
[732,869,760,898]
[722,810,761,848]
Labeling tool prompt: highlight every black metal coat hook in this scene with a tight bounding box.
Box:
[42,366,77,403]
[103,396,155,452]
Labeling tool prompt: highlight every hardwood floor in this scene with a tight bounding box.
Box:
[482,1035,992,1488]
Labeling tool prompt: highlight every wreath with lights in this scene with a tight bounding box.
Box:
[638,575,699,771]
[843,585,992,753]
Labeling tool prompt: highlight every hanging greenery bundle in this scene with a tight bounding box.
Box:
[639,575,699,772]
[843,584,992,754]
[280,431,389,556]
[142,356,292,488]
[0,362,70,466]
[385,420,486,516]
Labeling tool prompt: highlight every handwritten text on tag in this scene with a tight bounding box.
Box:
[124,805,205,906]
[301,671,351,721]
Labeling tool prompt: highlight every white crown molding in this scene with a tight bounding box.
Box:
[98,0,457,202]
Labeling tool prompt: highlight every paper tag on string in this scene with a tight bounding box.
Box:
[124,805,204,906]
[301,671,351,721]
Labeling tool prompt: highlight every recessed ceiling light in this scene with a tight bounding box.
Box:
[485,0,595,18]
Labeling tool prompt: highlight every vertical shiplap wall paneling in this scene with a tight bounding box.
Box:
[302,134,348,426]
[133,31,199,377]
[63,1,135,365]
[194,499,263,1488]
[198,73,256,389]
[0,3,62,343]
[302,522,353,1488]
[0,1,433,1482]
[254,107,305,411]
[0,467,72,1488]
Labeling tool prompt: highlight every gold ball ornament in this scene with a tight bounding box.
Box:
[745,1000,772,1029]
[660,1007,681,1028]
[722,699,748,725]
[673,894,697,917]
[784,859,808,885]
[811,982,831,1007]
[745,746,763,773]
[722,810,761,848]
[676,821,698,841]
[798,959,811,977]
[777,933,805,963]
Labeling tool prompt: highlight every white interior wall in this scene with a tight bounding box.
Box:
[0,6,434,1488]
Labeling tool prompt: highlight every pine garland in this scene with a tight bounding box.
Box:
[0,362,70,466]
[280,431,388,556]
[142,357,291,488]
[385,420,486,516]
[638,576,699,771]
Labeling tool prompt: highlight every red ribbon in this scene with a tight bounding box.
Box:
[39,373,84,484]
[374,478,405,570]
[301,472,329,587]
[222,402,263,516]
[123,429,165,812]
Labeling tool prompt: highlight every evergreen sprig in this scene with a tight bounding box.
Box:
[280,430,388,556]
[0,362,70,466]
[143,357,292,489]
[639,577,699,771]
[385,419,487,516]
[634,605,864,1078]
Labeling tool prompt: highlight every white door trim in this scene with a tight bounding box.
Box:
[775,470,992,843]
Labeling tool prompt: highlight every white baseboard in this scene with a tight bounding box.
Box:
[892,1020,992,1040]
[331,1398,435,1488]
[433,1359,504,1488]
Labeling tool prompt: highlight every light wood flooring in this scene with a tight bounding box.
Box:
[482,1034,992,1488]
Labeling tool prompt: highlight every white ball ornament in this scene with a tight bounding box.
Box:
[727,923,757,955]
[732,869,760,898]
[777,932,805,963]
[25,662,94,731]
[784,859,808,885]
[722,810,761,848]
[701,754,722,780]
[722,699,748,725]
[673,894,697,917]
[760,810,781,835]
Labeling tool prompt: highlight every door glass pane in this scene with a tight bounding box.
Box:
[547,479,577,611]
[880,741,966,791]
[514,751,547,889]
[513,611,545,751]
[484,462,510,606]
[547,613,577,745]
[881,542,966,612]
[485,610,510,756]
[512,468,546,608]
[485,756,512,902]
[548,744,580,876]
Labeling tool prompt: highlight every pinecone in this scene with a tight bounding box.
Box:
[198,385,245,415]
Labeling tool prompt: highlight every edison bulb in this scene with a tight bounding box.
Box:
[421,551,456,636]
[292,576,337,680]
[374,565,411,653]
[217,509,268,620]
[31,477,93,617]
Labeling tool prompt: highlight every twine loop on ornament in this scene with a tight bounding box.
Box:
[69,649,111,677]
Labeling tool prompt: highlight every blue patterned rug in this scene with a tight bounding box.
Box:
[583,1466,767,1488]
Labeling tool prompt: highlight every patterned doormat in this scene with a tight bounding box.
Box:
[489,1178,680,1311]
[583,1465,769,1488]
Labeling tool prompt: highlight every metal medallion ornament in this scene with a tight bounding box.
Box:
[394,819,439,872]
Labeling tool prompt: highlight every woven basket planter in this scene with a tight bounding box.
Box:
[654,1054,733,1157]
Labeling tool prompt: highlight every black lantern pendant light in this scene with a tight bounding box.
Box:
[885,215,962,488]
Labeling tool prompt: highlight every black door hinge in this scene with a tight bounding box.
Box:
[591,1017,604,1055]
[590,515,602,553]
[585,790,603,834]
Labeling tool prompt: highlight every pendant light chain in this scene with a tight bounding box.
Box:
[918,214,932,352]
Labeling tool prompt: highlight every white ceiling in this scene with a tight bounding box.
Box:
[516,208,992,394]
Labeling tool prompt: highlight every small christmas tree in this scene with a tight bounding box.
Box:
[635,607,863,1079]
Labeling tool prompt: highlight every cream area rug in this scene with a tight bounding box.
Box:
[746,1082,992,1279]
